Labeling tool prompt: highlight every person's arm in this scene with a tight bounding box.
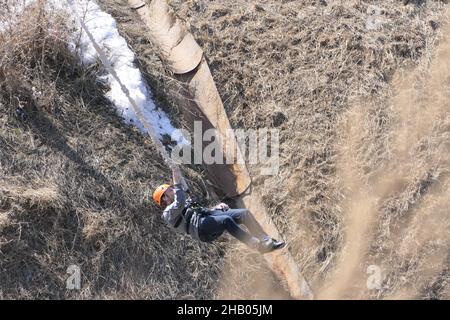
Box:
[172,167,183,185]
[170,184,186,210]
[162,186,186,226]
[162,168,187,226]
[171,167,186,210]
[173,166,190,193]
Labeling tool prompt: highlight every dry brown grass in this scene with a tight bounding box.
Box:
[157,0,448,297]
[2,0,449,300]
[0,1,227,299]
[96,0,450,299]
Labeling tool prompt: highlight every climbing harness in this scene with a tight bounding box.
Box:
[173,198,208,234]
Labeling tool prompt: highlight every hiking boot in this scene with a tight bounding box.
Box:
[258,236,286,254]
[271,239,286,251]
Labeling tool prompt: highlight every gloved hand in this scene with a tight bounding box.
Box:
[172,167,183,185]
[214,203,229,211]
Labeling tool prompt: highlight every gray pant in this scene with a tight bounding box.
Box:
[198,209,268,245]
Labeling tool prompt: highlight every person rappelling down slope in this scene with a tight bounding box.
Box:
[149,167,286,254]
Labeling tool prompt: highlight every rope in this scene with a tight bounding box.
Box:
[64,0,188,189]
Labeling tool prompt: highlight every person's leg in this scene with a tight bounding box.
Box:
[197,216,225,242]
[224,209,268,238]
[201,212,257,246]
[209,209,286,253]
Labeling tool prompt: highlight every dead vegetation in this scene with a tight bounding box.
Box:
[0,2,227,299]
[1,0,449,299]
[161,0,449,297]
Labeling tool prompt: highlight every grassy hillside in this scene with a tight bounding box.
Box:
[1,0,449,299]
[158,0,449,298]
[0,3,227,299]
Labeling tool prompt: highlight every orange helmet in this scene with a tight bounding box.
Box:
[152,184,171,206]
